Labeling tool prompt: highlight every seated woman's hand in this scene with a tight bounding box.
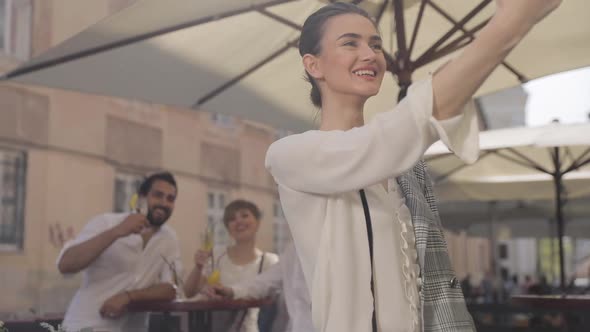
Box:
[201,284,234,300]
[193,249,211,269]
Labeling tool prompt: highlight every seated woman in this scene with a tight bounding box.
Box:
[184,199,279,332]
[202,240,313,332]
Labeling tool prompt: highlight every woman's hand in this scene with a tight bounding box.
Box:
[201,284,234,300]
[193,249,211,269]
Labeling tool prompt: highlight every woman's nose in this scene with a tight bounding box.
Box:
[359,44,377,61]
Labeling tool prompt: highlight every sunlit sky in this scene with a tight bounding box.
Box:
[523,67,590,126]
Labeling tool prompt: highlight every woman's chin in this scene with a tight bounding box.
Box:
[355,86,381,99]
[234,234,255,243]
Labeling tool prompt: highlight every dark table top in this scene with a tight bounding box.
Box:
[128,297,272,313]
[511,294,590,310]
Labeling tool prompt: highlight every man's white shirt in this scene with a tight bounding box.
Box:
[57,213,182,332]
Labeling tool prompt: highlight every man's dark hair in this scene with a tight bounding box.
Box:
[138,171,177,196]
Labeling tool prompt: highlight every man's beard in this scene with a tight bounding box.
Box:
[146,206,171,227]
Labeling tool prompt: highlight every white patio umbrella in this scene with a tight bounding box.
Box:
[425,123,590,288]
[437,199,590,238]
[1,0,589,131]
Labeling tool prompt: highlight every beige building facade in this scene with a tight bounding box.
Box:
[0,0,490,320]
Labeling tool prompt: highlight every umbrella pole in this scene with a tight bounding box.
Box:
[553,147,566,291]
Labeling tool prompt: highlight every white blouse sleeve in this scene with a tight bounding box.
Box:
[433,108,479,163]
[265,77,479,195]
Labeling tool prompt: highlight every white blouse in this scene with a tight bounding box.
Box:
[204,248,279,332]
[232,242,315,332]
[265,77,479,332]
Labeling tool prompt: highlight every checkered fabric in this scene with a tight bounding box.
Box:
[397,161,476,332]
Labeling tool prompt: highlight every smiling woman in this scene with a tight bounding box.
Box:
[183,199,279,332]
[264,1,562,332]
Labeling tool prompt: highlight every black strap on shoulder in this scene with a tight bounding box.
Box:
[258,252,265,274]
[359,189,378,332]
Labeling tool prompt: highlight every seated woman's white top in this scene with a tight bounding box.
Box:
[265,77,479,332]
[205,248,279,332]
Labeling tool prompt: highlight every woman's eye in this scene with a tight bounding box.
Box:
[371,44,383,51]
[343,41,357,47]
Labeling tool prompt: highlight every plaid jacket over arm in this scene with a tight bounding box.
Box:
[397,161,476,332]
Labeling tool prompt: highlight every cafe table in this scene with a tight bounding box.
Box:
[129,297,273,332]
[511,294,590,329]
[511,294,590,310]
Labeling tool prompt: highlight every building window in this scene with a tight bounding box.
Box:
[210,112,236,129]
[0,0,32,60]
[0,148,26,251]
[273,199,289,253]
[113,172,144,213]
[207,191,230,248]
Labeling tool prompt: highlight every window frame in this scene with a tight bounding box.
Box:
[0,0,32,60]
[113,171,144,213]
[0,146,27,252]
[206,190,230,248]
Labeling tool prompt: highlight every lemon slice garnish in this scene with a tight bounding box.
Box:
[207,269,221,285]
